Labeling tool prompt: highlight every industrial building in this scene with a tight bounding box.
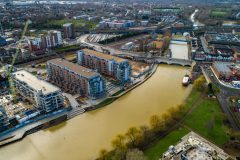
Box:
[28,30,63,53]
[162,132,230,160]
[11,70,64,113]
[77,49,131,83]
[63,23,75,39]
[47,58,105,98]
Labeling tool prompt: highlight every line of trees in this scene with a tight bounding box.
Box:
[97,103,188,160]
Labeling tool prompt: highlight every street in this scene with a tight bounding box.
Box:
[202,64,240,131]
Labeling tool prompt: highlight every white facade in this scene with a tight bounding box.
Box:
[12,70,64,113]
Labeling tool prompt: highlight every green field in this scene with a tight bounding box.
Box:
[211,9,228,18]
[47,19,97,29]
[144,128,189,160]
[144,90,230,159]
[183,97,230,145]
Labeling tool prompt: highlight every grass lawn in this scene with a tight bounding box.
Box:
[211,11,228,17]
[48,19,97,29]
[183,97,230,146]
[184,88,201,110]
[94,98,116,108]
[144,127,190,160]
[54,45,81,53]
[144,89,230,159]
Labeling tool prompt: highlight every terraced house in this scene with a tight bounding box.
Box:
[77,49,131,83]
[47,58,105,98]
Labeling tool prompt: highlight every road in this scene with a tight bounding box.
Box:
[201,64,240,131]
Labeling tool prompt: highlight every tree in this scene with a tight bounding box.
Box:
[162,112,173,125]
[112,134,126,150]
[150,115,166,133]
[126,149,147,160]
[111,134,127,160]
[167,106,181,120]
[193,75,206,91]
[98,149,108,160]
[125,127,143,148]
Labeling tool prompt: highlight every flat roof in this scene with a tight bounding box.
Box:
[12,70,60,95]
[82,49,126,63]
[48,58,99,79]
[214,62,232,73]
[63,23,73,27]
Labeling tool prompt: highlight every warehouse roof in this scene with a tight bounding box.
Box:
[82,49,126,63]
[48,58,99,79]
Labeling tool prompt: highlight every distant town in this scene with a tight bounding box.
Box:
[0,0,240,160]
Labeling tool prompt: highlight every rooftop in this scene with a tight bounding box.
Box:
[12,70,60,95]
[82,49,126,63]
[162,132,230,160]
[63,23,73,27]
[48,58,99,79]
[213,62,232,73]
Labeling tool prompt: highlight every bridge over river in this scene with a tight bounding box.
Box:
[115,54,192,67]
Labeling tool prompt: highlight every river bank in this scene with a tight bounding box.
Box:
[0,65,191,160]
[0,64,158,147]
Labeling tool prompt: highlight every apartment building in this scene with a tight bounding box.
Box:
[47,58,105,98]
[28,30,63,52]
[77,49,131,83]
[63,23,75,39]
[0,107,9,132]
[11,70,64,113]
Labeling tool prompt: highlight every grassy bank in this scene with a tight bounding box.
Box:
[144,127,189,160]
[144,89,230,159]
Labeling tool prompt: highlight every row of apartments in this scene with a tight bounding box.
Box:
[77,49,131,83]
[47,58,105,98]
[11,70,64,113]
[28,30,63,54]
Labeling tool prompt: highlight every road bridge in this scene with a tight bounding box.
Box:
[115,54,192,67]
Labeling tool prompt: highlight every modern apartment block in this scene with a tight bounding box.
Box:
[63,23,75,39]
[28,30,63,53]
[77,49,131,83]
[47,58,105,98]
[11,70,64,113]
[0,107,9,132]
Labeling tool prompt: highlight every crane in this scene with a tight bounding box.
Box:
[3,20,32,102]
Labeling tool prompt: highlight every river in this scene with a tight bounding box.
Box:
[0,65,192,160]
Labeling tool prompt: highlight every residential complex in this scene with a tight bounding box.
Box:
[77,49,131,83]
[47,58,105,98]
[63,23,75,39]
[11,70,64,113]
[28,30,63,53]
[98,20,135,29]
